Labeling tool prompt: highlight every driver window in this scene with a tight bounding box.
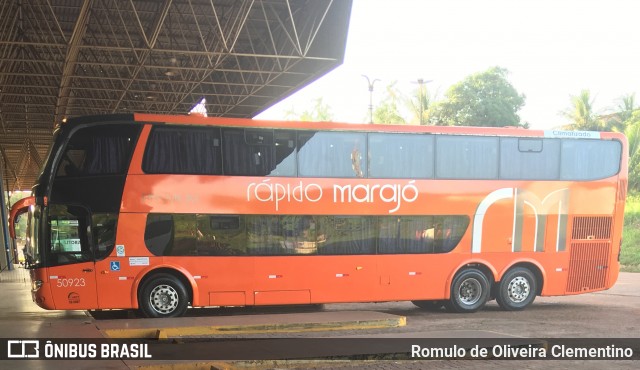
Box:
[48,204,92,265]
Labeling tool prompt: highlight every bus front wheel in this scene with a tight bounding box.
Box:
[139,273,189,318]
[496,267,537,311]
[446,268,489,313]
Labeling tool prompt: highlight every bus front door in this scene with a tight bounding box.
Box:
[45,262,98,310]
[45,204,98,310]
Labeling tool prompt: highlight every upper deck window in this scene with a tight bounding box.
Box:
[500,138,560,180]
[298,132,367,178]
[55,124,139,178]
[435,135,499,179]
[222,128,296,176]
[560,139,622,180]
[143,126,222,174]
[368,133,434,178]
[140,124,622,181]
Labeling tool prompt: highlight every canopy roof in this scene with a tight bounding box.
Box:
[0,0,352,190]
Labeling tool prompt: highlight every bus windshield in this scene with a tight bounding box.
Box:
[45,204,93,266]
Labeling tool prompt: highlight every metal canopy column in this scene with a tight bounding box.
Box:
[0,165,12,271]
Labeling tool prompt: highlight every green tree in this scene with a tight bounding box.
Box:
[373,82,406,124]
[406,83,434,125]
[560,89,603,131]
[285,97,333,122]
[624,111,640,192]
[428,67,526,127]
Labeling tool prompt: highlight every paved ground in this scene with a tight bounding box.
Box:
[0,269,638,369]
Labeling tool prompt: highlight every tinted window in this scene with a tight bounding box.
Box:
[56,124,139,177]
[377,215,469,254]
[316,216,375,255]
[436,136,499,179]
[560,139,622,180]
[145,214,173,256]
[145,213,469,256]
[222,129,296,176]
[197,214,246,255]
[171,214,198,256]
[143,127,222,174]
[298,132,367,177]
[92,213,118,260]
[246,215,315,255]
[500,138,560,180]
[369,133,434,178]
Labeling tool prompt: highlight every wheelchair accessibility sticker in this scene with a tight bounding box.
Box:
[110,261,120,271]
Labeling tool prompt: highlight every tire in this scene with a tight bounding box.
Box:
[496,267,537,311]
[412,300,445,311]
[139,273,189,318]
[446,268,489,313]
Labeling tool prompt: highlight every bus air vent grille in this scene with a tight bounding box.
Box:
[571,216,612,240]
[566,242,610,293]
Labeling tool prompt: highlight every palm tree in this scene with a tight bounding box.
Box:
[561,89,603,131]
[373,82,406,124]
[625,111,640,192]
[605,93,637,132]
[407,85,433,125]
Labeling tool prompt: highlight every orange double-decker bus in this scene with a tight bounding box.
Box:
[9,113,627,317]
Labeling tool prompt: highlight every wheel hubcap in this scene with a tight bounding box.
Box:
[458,278,482,305]
[507,276,530,303]
[149,284,179,314]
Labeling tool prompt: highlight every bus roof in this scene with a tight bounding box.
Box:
[63,112,624,141]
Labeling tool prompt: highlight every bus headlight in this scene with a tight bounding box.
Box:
[32,280,43,292]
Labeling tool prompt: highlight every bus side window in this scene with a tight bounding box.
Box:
[368,133,434,179]
[316,216,374,255]
[197,215,246,256]
[298,132,367,178]
[143,127,222,175]
[222,129,275,176]
[144,214,174,256]
[560,139,622,180]
[377,215,469,254]
[170,214,197,256]
[92,213,118,260]
[270,131,297,176]
[500,138,560,180]
[436,135,499,179]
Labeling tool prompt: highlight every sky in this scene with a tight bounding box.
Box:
[256,0,640,129]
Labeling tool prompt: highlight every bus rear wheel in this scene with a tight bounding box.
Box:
[446,268,489,313]
[496,267,537,311]
[139,273,189,318]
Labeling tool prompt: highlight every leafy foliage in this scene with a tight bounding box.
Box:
[285,97,333,122]
[560,90,603,131]
[625,110,640,192]
[373,82,406,124]
[561,91,639,192]
[428,67,526,127]
[406,84,433,125]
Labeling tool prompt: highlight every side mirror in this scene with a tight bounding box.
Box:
[9,196,45,239]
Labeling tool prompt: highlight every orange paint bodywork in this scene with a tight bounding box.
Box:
[24,114,628,311]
